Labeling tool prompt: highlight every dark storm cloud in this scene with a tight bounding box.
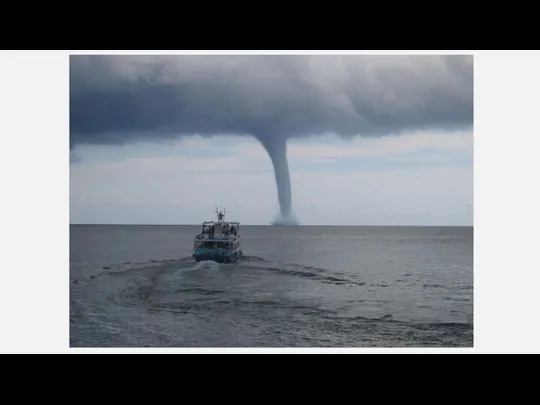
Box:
[69,54,473,146]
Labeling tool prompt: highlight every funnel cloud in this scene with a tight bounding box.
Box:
[69,55,473,224]
[257,134,298,225]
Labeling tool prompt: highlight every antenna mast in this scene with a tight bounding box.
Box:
[215,206,227,221]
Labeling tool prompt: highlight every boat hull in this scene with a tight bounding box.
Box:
[193,248,242,264]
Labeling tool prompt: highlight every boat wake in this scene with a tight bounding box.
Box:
[70,253,472,348]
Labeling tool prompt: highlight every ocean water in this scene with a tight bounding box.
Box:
[70,225,473,348]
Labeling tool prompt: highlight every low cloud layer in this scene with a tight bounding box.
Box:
[70,54,473,224]
[70,54,473,144]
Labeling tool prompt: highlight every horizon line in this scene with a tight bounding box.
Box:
[69,223,473,228]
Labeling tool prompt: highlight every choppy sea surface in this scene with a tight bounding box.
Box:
[70,225,473,348]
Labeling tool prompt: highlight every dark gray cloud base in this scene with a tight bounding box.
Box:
[70,54,473,224]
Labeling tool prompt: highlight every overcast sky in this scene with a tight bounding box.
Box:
[70,54,473,226]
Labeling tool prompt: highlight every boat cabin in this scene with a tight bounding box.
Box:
[201,221,239,236]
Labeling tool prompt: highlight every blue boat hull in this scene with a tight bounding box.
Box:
[192,248,242,263]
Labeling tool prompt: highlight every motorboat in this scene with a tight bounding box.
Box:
[192,208,243,263]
